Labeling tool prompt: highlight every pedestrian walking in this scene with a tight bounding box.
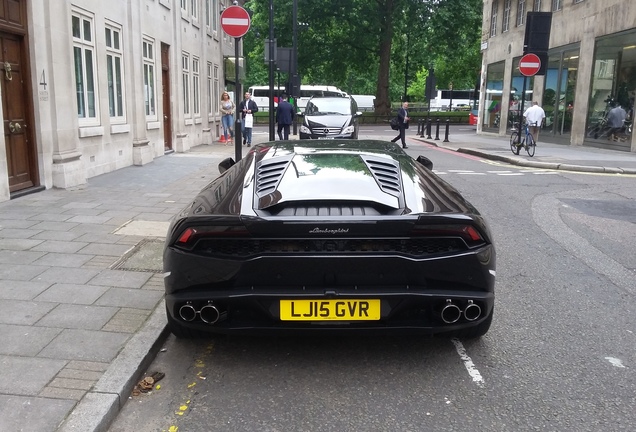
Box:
[219,91,235,145]
[238,91,259,147]
[275,94,295,140]
[523,101,546,143]
[390,101,410,148]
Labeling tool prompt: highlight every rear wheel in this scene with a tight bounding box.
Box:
[509,132,520,155]
[526,134,536,157]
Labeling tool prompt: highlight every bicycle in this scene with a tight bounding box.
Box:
[509,122,536,157]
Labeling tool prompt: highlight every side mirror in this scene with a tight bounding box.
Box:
[416,155,433,170]
[218,157,235,174]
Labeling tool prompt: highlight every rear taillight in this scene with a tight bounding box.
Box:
[175,226,249,248]
[411,224,486,248]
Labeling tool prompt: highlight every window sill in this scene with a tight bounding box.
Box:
[146,121,161,130]
[110,123,130,134]
[185,118,194,126]
[79,126,105,138]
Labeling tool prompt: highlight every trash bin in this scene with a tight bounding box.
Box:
[469,109,478,126]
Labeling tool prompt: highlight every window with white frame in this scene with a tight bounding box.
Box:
[533,0,541,11]
[193,57,200,116]
[205,0,211,29]
[105,24,125,120]
[573,0,584,3]
[207,62,213,114]
[214,64,219,114]
[212,0,218,32]
[182,53,190,116]
[551,0,561,11]
[503,0,511,32]
[143,38,156,118]
[181,0,187,12]
[517,0,526,26]
[72,10,99,123]
[490,1,498,38]
[191,0,198,20]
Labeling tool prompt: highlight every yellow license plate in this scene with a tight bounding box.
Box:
[280,299,381,321]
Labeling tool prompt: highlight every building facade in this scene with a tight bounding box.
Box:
[479,0,636,153]
[0,0,241,203]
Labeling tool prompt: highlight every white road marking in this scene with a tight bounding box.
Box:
[497,173,524,176]
[605,357,625,368]
[451,338,485,387]
[457,172,486,175]
[448,169,475,173]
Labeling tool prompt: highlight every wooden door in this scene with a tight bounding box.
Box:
[161,43,172,152]
[1,31,36,192]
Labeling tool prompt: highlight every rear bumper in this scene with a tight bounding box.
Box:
[165,288,494,335]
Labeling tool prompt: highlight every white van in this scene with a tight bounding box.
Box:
[297,85,348,111]
[248,84,348,112]
[351,95,376,112]
[247,85,285,111]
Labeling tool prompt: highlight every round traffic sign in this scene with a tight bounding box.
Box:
[221,6,251,38]
[519,53,541,77]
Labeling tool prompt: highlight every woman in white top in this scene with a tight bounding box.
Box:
[220,92,235,145]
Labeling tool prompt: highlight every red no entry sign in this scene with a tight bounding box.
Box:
[221,6,251,38]
[519,53,541,77]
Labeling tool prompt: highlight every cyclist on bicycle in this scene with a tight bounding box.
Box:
[523,101,546,143]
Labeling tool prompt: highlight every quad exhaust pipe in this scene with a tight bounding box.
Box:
[178,302,226,324]
[440,299,482,324]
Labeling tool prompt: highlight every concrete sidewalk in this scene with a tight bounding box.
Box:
[1,130,635,432]
[412,131,636,175]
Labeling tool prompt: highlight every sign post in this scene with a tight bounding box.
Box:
[221,6,251,161]
[516,53,541,143]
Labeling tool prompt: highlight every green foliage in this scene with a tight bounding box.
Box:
[241,0,483,111]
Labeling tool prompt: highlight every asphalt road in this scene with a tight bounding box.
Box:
[109,129,636,432]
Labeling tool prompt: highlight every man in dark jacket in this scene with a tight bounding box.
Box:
[275,94,295,140]
[238,92,259,146]
[390,101,410,148]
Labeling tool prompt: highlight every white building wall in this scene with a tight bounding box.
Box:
[0,0,227,202]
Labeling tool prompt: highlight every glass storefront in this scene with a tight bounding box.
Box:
[543,49,579,137]
[482,61,505,131]
[586,29,635,149]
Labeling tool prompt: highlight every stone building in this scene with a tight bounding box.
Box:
[478,0,635,153]
[0,0,241,202]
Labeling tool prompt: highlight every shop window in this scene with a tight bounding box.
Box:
[482,61,505,130]
[543,50,578,136]
[509,57,534,129]
[586,30,636,145]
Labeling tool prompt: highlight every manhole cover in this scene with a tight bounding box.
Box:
[111,239,164,273]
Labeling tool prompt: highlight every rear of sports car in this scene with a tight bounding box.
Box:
[163,141,495,338]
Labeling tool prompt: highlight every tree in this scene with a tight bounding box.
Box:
[240,0,482,114]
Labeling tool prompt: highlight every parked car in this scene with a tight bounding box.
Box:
[298,96,362,139]
[163,139,496,338]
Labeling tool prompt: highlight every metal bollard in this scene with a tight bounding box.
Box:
[426,118,432,139]
[443,118,450,142]
[434,118,440,140]
[418,119,424,137]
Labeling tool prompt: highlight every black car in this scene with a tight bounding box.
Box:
[163,140,495,338]
[298,96,362,139]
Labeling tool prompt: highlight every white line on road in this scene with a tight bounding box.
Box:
[451,338,485,387]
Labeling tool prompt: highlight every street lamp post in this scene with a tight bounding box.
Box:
[292,0,298,135]
[268,0,275,140]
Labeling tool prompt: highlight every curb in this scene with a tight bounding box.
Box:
[58,300,169,432]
